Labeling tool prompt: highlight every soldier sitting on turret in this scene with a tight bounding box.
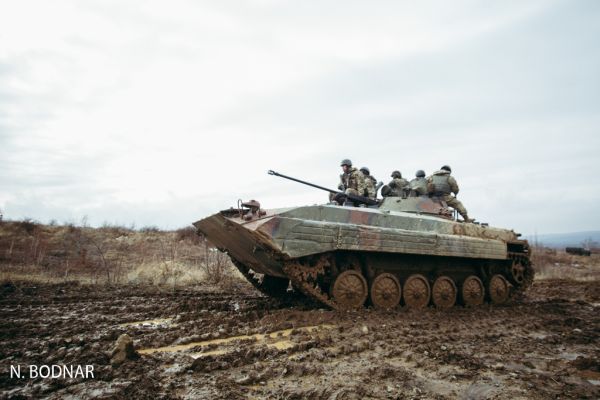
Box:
[409,170,428,196]
[359,167,378,199]
[381,170,409,197]
[427,165,474,222]
[334,159,367,205]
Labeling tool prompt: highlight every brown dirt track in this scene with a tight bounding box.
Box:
[1,278,599,399]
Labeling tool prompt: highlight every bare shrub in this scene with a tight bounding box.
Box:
[16,218,38,235]
[85,232,112,283]
[175,226,202,245]
[140,226,161,233]
[56,224,87,281]
[79,224,134,284]
[201,242,234,284]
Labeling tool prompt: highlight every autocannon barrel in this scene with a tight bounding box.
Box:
[268,170,379,206]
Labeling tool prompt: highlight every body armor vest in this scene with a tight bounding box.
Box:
[390,178,408,189]
[430,174,451,195]
[410,177,428,195]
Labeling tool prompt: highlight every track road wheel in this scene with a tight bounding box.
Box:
[370,273,401,310]
[331,270,368,310]
[489,274,510,304]
[461,275,485,306]
[432,276,457,309]
[403,274,430,309]
[511,263,525,285]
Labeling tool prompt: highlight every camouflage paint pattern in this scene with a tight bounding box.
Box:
[194,197,523,278]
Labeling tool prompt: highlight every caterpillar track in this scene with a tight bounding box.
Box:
[279,251,534,310]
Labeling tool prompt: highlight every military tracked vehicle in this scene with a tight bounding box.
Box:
[193,171,534,310]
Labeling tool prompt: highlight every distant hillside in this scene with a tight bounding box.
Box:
[524,230,600,248]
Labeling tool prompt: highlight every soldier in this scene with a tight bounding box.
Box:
[336,159,367,205]
[409,170,428,196]
[382,170,409,197]
[427,165,474,222]
[359,167,378,199]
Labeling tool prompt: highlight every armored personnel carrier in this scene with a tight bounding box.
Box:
[193,171,534,310]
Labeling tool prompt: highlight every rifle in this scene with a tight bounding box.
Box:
[268,170,380,206]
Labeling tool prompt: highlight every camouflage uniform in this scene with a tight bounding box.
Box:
[427,170,472,221]
[386,177,408,197]
[339,167,367,197]
[409,177,428,196]
[364,175,377,199]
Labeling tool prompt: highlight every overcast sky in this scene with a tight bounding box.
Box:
[1,0,599,234]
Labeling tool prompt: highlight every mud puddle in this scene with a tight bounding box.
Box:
[139,324,335,358]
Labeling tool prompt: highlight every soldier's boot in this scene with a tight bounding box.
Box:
[454,202,474,223]
[460,213,475,223]
[457,208,474,223]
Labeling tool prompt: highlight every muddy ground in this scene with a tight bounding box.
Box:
[1,278,599,400]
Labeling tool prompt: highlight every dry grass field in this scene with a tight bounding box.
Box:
[0,220,235,287]
[532,245,600,281]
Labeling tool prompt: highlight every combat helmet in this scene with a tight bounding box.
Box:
[340,159,353,167]
[359,167,370,175]
[441,165,451,172]
[391,170,402,178]
[415,170,425,178]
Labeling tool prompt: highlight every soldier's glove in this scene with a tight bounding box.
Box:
[338,184,345,191]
